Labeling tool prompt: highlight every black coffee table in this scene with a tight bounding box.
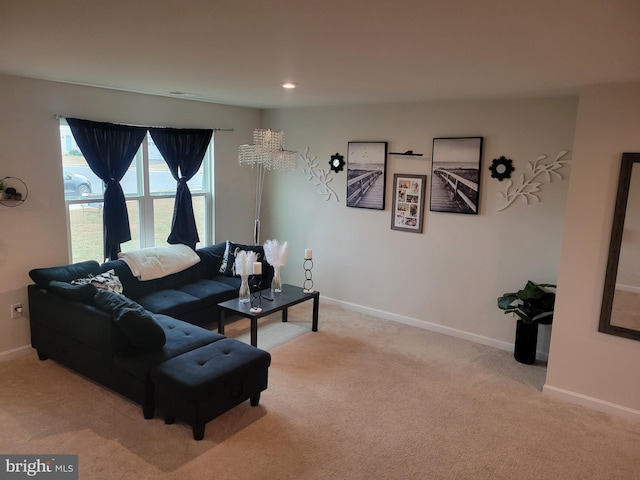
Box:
[217,284,319,347]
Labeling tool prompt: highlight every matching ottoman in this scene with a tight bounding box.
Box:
[150,338,271,440]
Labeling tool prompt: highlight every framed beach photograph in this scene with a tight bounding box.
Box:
[346,141,388,210]
[430,137,483,215]
[391,174,427,233]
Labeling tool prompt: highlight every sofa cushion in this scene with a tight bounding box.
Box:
[101,259,201,299]
[196,242,227,279]
[116,307,167,350]
[224,242,266,277]
[134,289,201,318]
[113,314,224,380]
[211,275,243,289]
[72,269,123,294]
[93,290,166,349]
[47,280,98,305]
[151,338,271,396]
[29,260,102,288]
[179,279,239,308]
[100,259,139,295]
[219,241,230,274]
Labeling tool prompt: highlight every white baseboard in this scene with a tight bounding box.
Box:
[0,345,32,362]
[319,296,640,420]
[320,296,549,361]
[542,384,640,422]
[616,283,640,294]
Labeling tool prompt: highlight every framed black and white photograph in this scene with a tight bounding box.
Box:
[391,174,427,233]
[346,141,388,210]
[430,137,483,214]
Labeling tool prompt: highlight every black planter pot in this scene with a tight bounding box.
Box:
[514,319,538,364]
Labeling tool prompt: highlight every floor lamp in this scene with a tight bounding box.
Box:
[238,129,298,244]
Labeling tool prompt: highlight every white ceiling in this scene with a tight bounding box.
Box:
[1,0,639,109]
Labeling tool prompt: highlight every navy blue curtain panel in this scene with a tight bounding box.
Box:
[67,118,147,260]
[148,127,213,249]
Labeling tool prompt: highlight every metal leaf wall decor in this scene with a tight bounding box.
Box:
[300,147,339,202]
[496,150,571,212]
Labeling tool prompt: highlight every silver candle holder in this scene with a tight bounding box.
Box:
[250,262,263,313]
[303,249,314,293]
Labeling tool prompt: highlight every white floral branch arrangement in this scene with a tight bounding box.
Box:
[497,150,571,212]
[264,239,289,291]
[263,239,289,269]
[300,147,339,202]
[234,250,258,278]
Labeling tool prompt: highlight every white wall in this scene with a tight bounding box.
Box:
[0,74,260,359]
[545,82,640,418]
[262,98,577,352]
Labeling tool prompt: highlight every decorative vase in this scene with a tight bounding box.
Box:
[239,275,250,303]
[271,266,282,293]
[514,319,538,364]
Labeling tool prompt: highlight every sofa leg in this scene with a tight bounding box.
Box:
[250,393,261,407]
[164,415,175,425]
[143,403,155,420]
[36,350,48,361]
[193,423,205,441]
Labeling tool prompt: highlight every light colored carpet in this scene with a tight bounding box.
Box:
[1,303,639,479]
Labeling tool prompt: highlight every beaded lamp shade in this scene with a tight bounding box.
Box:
[238,129,298,243]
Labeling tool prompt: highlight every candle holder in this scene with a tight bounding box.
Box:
[250,274,263,313]
[303,258,314,293]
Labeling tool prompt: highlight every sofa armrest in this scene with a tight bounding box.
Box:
[29,260,101,288]
[28,285,129,356]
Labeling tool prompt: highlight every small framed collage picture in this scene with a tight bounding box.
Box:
[391,174,427,233]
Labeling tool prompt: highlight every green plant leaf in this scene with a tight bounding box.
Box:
[496,281,556,324]
[497,293,519,310]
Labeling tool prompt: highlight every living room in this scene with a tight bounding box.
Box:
[0,1,639,477]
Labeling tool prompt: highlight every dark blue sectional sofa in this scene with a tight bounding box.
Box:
[26,241,274,431]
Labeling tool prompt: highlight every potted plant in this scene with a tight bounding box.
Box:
[497,280,556,364]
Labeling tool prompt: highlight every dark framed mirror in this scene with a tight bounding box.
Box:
[599,152,640,341]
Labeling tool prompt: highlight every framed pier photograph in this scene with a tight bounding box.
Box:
[429,137,483,215]
[346,141,388,210]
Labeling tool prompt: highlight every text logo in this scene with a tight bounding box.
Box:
[0,455,77,479]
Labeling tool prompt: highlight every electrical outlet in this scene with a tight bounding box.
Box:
[10,303,23,319]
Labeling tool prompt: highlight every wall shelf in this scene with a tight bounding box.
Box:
[389,150,423,157]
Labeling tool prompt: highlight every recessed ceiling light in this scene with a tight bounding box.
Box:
[282,82,297,89]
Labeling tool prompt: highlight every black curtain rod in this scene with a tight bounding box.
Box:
[53,114,234,132]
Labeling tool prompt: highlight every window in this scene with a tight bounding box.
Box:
[60,122,213,262]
